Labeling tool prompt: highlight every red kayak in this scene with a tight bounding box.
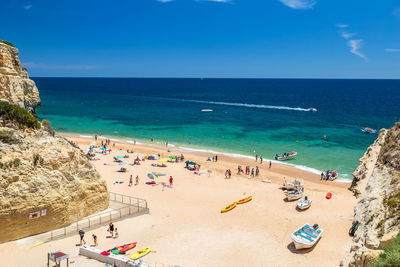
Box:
[326,192,332,199]
[101,242,137,256]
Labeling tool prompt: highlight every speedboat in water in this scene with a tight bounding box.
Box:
[361,127,377,134]
[201,109,213,112]
[275,152,297,161]
[291,223,323,250]
[307,108,317,112]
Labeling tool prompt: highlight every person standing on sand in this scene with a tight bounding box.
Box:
[269,161,272,168]
[237,165,241,174]
[255,155,258,162]
[79,229,86,245]
[228,169,232,178]
[169,176,173,188]
[114,228,119,238]
[92,234,98,246]
[251,168,255,177]
[215,155,218,162]
[108,222,114,237]
[256,166,259,176]
[225,170,229,179]
[135,175,140,185]
[129,175,133,186]
[260,157,263,164]
[95,135,97,141]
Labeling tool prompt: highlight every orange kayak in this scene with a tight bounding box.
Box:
[101,242,137,256]
[236,196,252,204]
[221,202,237,213]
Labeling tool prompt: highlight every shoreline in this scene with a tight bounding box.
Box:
[60,131,352,188]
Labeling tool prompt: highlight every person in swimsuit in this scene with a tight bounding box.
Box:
[109,222,114,237]
[79,229,86,245]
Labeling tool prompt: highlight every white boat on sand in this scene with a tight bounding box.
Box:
[286,188,303,201]
[283,179,303,190]
[297,197,312,210]
[291,223,323,250]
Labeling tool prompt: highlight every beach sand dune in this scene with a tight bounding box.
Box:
[0,135,356,267]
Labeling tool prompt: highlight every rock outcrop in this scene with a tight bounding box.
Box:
[0,42,40,113]
[0,41,109,243]
[347,123,400,266]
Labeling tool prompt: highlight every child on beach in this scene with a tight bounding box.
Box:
[92,234,98,246]
[114,228,119,238]
[79,229,86,245]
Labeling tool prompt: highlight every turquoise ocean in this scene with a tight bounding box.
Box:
[34,78,400,180]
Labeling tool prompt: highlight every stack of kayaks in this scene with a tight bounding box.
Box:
[100,242,137,256]
[221,196,253,213]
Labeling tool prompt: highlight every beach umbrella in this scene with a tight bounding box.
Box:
[169,156,175,159]
[153,172,166,177]
[147,173,158,180]
[158,158,168,162]
[119,162,127,166]
[185,161,196,165]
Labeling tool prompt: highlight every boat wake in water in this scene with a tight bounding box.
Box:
[148,96,316,112]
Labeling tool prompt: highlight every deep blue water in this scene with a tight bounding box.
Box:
[34,78,400,179]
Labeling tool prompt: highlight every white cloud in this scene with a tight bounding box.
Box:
[384,48,400,52]
[22,62,100,70]
[279,0,316,9]
[24,5,32,10]
[340,31,357,39]
[348,40,367,60]
[335,24,349,28]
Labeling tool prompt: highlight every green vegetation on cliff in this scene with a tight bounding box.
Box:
[371,235,400,267]
[0,101,40,129]
[0,40,15,47]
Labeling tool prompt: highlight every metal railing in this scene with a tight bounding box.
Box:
[44,192,148,241]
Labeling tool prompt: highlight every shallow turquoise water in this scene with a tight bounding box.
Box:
[34,78,400,179]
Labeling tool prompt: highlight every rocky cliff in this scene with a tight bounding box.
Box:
[0,41,109,243]
[347,123,400,266]
[0,42,40,113]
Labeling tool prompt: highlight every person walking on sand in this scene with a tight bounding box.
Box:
[256,166,259,176]
[237,165,241,175]
[228,169,232,179]
[135,175,140,186]
[260,157,263,164]
[269,161,272,169]
[92,234,98,246]
[129,175,133,186]
[169,176,173,188]
[108,222,114,237]
[251,168,255,177]
[79,229,86,245]
[225,170,229,179]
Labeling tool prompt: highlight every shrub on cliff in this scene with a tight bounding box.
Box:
[371,235,400,267]
[0,101,40,129]
[0,130,17,144]
[0,40,15,47]
[41,119,55,136]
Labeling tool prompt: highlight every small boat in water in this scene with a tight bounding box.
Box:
[307,108,317,112]
[297,197,312,210]
[291,223,323,250]
[361,127,377,134]
[275,152,297,161]
[201,109,213,112]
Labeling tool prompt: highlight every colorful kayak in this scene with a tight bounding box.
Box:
[236,196,252,204]
[221,202,237,213]
[130,247,152,260]
[101,242,137,256]
[326,192,332,199]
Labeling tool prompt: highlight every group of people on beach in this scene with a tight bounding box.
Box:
[237,165,260,177]
[78,222,119,247]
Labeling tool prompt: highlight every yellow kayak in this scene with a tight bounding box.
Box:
[236,196,252,204]
[130,247,152,260]
[221,202,237,213]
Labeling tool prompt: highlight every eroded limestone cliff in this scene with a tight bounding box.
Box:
[0,41,109,243]
[0,42,40,113]
[348,123,400,266]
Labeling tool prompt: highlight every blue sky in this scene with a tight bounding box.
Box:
[1,0,400,78]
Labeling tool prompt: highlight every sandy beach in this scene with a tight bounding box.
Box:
[0,133,356,267]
